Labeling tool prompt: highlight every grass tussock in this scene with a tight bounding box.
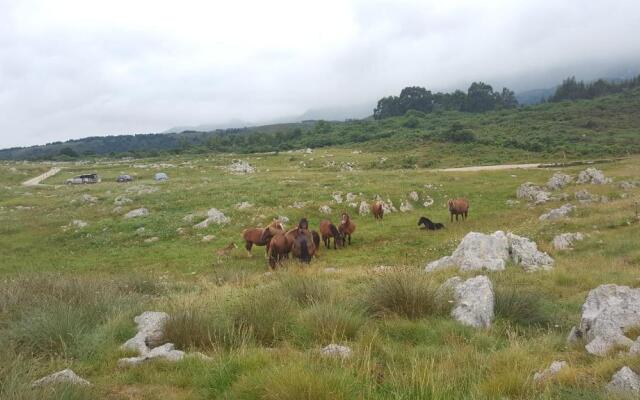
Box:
[278,274,331,305]
[494,287,552,327]
[364,268,449,319]
[299,302,365,344]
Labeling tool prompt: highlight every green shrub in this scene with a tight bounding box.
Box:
[364,268,449,319]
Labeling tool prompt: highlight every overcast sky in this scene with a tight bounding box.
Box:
[1,0,639,148]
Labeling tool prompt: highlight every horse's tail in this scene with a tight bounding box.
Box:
[299,237,310,263]
[329,224,342,244]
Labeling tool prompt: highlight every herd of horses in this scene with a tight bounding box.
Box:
[240,198,469,269]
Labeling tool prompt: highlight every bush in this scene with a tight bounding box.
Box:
[364,268,449,319]
[494,287,551,327]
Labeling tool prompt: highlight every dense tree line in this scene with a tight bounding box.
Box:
[373,82,518,119]
[550,75,640,102]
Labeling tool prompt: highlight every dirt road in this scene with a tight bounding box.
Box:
[22,167,62,186]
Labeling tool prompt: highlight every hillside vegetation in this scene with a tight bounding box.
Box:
[1,149,639,399]
[1,86,639,163]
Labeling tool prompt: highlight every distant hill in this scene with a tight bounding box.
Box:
[516,87,556,105]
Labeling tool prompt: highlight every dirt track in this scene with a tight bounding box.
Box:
[437,163,542,172]
[22,167,61,186]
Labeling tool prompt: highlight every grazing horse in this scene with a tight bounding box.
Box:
[242,219,283,257]
[267,233,289,269]
[319,220,344,249]
[311,230,321,256]
[418,216,444,230]
[448,198,469,222]
[286,218,317,262]
[338,213,356,245]
[371,202,384,220]
[292,233,312,263]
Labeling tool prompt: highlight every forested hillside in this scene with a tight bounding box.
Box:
[1,81,639,162]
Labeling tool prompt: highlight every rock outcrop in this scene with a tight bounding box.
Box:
[517,182,551,204]
[319,205,332,215]
[546,173,573,190]
[606,366,640,395]
[227,160,255,174]
[444,275,494,329]
[570,285,640,356]
[552,233,585,250]
[426,231,553,273]
[358,201,370,216]
[399,201,413,212]
[32,369,91,387]
[124,208,149,219]
[576,168,611,185]
[539,204,575,221]
[193,208,230,228]
[409,191,419,202]
[119,311,185,367]
[533,361,568,383]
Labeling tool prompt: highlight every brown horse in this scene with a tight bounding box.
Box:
[286,218,317,262]
[319,220,344,249]
[242,219,283,257]
[267,233,289,269]
[372,201,384,219]
[338,212,356,245]
[448,198,469,222]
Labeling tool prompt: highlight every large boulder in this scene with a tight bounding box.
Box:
[507,233,554,272]
[409,191,419,202]
[426,231,553,273]
[539,204,575,221]
[124,208,149,219]
[32,369,91,387]
[576,168,611,185]
[546,173,573,190]
[426,231,510,272]
[572,285,640,356]
[445,275,494,329]
[227,160,255,174]
[552,233,585,250]
[606,367,640,395]
[517,182,551,204]
[154,172,169,181]
[121,311,170,354]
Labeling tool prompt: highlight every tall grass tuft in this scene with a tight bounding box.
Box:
[278,274,330,305]
[494,287,551,327]
[299,302,365,344]
[364,268,449,319]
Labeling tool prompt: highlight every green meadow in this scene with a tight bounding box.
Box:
[1,149,639,399]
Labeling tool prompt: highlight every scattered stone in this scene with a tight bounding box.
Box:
[114,196,132,206]
[409,191,419,202]
[71,219,88,229]
[534,361,568,383]
[507,232,554,272]
[399,200,413,212]
[422,196,434,207]
[81,193,97,203]
[227,160,256,174]
[577,168,611,185]
[332,193,343,204]
[194,209,230,228]
[124,208,149,219]
[235,201,253,210]
[154,172,169,181]
[176,227,186,235]
[290,201,307,209]
[319,205,332,215]
[539,204,576,221]
[505,199,520,206]
[126,185,159,195]
[575,189,598,203]
[320,344,352,359]
[135,227,146,235]
[372,265,393,273]
[201,235,215,242]
[278,216,289,225]
[446,275,494,329]
[32,369,91,388]
[346,192,357,202]
[121,311,170,354]
[358,201,370,216]
[517,182,552,204]
[573,284,640,356]
[606,366,640,395]
[118,343,185,367]
[426,231,553,273]
[144,237,159,243]
[619,181,637,190]
[324,267,339,273]
[112,206,123,214]
[547,173,573,190]
[552,233,585,250]
[182,214,196,223]
[305,148,313,154]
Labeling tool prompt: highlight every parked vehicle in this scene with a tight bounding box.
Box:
[117,174,133,182]
[65,173,100,185]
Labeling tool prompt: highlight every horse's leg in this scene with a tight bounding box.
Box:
[348,234,351,245]
[245,241,253,257]
[333,237,337,249]
[464,211,468,220]
[450,213,453,223]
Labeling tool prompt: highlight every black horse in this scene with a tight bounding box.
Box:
[418,216,444,230]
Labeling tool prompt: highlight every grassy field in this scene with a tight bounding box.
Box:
[1,149,639,399]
